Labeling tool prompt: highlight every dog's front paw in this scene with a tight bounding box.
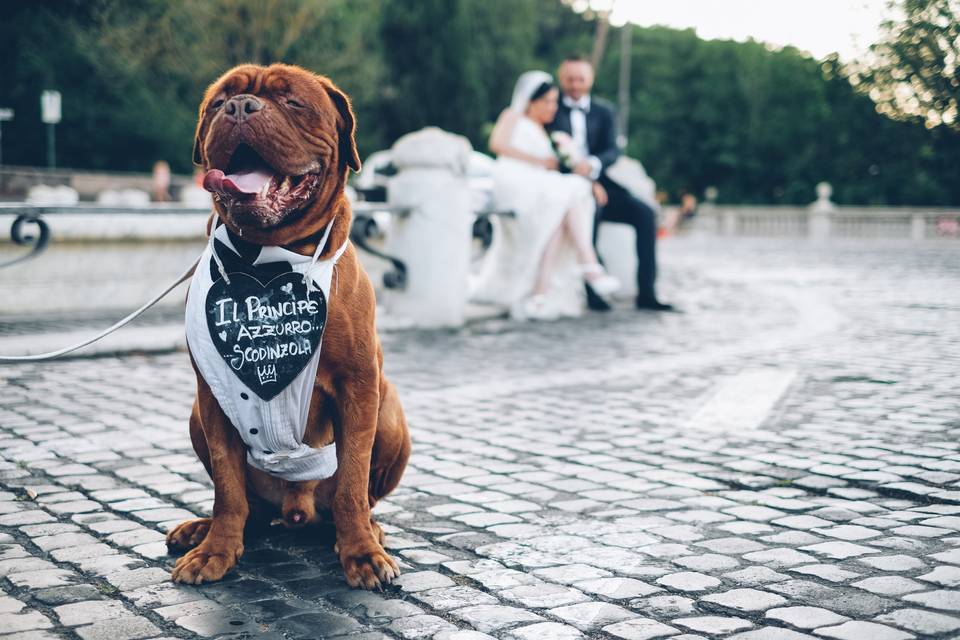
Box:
[338,538,400,589]
[171,537,243,585]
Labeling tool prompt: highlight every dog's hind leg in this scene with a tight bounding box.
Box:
[361,379,410,554]
[368,379,411,506]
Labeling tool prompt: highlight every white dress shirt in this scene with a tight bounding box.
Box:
[562,95,603,180]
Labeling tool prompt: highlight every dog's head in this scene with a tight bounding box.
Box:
[193,63,360,244]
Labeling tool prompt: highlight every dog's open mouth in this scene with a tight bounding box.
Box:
[202,144,322,228]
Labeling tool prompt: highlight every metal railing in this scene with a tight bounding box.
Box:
[0,202,517,284]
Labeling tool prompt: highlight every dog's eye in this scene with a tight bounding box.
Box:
[210,98,225,109]
[286,98,304,109]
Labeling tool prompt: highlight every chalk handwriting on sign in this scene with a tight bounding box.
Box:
[205,272,326,401]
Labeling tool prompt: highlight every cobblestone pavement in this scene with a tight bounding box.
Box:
[1,237,959,640]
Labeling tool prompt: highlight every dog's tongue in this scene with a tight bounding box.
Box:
[202,169,273,196]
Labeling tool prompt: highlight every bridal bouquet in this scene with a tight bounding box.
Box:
[549,131,582,170]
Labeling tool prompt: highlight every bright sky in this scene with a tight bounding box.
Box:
[582,0,893,61]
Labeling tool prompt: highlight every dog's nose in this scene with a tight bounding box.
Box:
[223,94,264,122]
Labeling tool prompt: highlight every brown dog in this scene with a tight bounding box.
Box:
[167,63,411,589]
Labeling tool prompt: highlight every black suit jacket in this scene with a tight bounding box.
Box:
[548,96,621,174]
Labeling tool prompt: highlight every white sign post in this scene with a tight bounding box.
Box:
[0,108,13,167]
[41,90,61,169]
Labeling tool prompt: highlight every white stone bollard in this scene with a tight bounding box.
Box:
[382,127,475,328]
[808,182,835,240]
[596,223,637,299]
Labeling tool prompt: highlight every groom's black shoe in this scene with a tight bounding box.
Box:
[585,283,613,312]
[636,297,678,312]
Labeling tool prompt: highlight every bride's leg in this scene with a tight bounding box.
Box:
[563,195,601,265]
[532,224,566,296]
[561,193,619,294]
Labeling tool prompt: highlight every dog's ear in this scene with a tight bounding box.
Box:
[192,107,207,166]
[326,84,361,173]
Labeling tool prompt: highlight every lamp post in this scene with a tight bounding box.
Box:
[0,108,13,167]
[617,22,632,149]
[41,90,61,170]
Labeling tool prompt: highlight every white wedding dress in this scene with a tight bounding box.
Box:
[472,116,595,318]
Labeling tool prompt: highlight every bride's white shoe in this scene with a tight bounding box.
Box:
[515,294,559,321]
[579,263,620,298]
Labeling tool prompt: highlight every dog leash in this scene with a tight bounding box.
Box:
[0,257,201,362]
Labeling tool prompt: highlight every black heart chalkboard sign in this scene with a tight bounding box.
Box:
[205,272,327,401]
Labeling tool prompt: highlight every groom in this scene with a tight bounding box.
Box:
[549,55,673,311]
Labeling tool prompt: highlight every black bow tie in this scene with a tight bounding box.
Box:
[565,97,590,113]
[209,227,292,282]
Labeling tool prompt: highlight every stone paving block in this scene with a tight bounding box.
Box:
[32,531,99,551]
[741,548,815,567]
[603,617,681,640]
[851,576,924,596]
[412,585,499,611]
[902,589,960,611]
[700,588,788,612]
[393,570,456,592]
[434,631,497,640]
[547,601,636,632]
[673,616,753,635]
[50,543,119,563]
[800,541,876,559]
[630,594,698,617]
[917,565,960,587]
[532,564,611,585]
[573,577,662,599]
[75,554,146,576]
[499,582,589,608]
[153,598,225,620]
[328,589,423,620]
[0,557,58,577]
[503,622,585,639]
[74,615,161,640]
[275,611,364,638]
[673,554,739,572]
[787,564,861,583]
[8,568,77,589]
[2,610,55,633]
[695,537,767,554]
[655,571,722,593]
[813,620,914,640]
[766,606,849,629]
[810,525,881,540]
[891,524,951,537]
[459,567,535,590]
[856,555,926,572]
[0,595,26,614]
[722,566,791,586]
[54,600,130,626]
[729,628,818,640]
[0,632,62,640]
[450,605,543,634]
[929,548,960,564]
[874,608,960,635]
[0,510,56,526]
[104,567,170,591]
[174,610,260,636]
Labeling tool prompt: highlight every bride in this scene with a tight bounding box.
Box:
[472,70,618,319]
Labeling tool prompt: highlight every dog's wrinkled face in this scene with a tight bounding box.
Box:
[194,64,360,237]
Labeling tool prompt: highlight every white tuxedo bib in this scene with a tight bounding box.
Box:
[185,220,346,481]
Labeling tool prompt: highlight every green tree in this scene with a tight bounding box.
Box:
[853,0,960,130]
